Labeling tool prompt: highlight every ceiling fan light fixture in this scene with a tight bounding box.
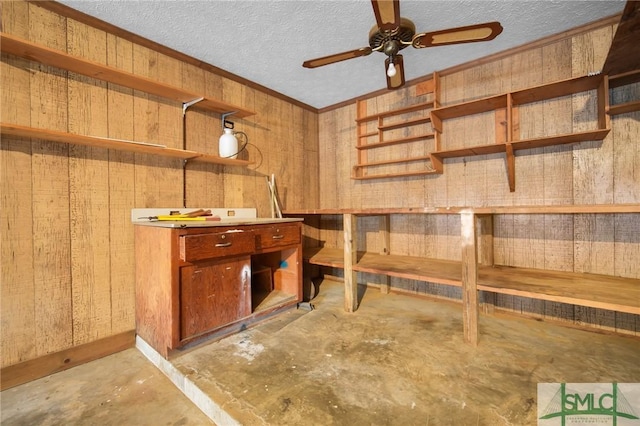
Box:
[386,61,397,77]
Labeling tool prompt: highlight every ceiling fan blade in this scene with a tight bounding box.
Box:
[412,22,503,49]
[385,55,405,90]
[303,47,373,68]
[371,0,401,32]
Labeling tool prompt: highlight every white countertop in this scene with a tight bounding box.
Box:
[133,217,303,228]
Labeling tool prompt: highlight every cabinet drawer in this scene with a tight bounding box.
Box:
[180,231,255,262]
[255,224,300,250]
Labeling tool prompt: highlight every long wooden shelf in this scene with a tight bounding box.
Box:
[510,129,611,150]
[510,74,605,105]
[351,169,440,180]
[290,206,640,344]
[428,73,611,192]
[0,32,255,118]
[430,129,611,162]
[303,247,640,315]
[478,265,640,315]
[1,123,255,166]
[285,204,640,215]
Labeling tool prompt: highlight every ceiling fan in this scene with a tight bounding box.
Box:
[302,0,503,90]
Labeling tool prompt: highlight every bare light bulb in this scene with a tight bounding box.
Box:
[387,62,396,78]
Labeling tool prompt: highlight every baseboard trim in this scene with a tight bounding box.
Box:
[0,330,136,391]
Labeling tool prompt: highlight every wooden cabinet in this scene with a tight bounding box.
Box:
[180,257,251,339]
[285,205,640,345]
[134,220,302,358]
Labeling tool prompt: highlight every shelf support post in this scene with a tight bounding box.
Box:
[477,214,496,314]
[377,215,391,294]
[343,214,359,312]
[461,211,479,346]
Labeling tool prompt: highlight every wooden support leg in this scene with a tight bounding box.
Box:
[379,214,390,294]
[477,214,496,314]
[461,212,479,345]
[343,214,358,312]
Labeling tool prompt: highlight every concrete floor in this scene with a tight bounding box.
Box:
[3,278,639,425]
[0,346,212,425]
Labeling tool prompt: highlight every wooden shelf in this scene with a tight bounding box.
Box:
[431,94,507,121]
[354,80,438,181]
[429,74,611,191]
[1,123,255,167]
[355,155,434,168]
[303,247,640,315]
[431,129,611,162]
[356,133,434,150]
[352,169,440,180]
[432,143,505,159]
[478,265,640,315]
[297,205,640,344]
[608,70,640,89]
[510,74,604,105]
[607,70,640,115]
[358,130,379,139]
[285,204,640,216]
[510,129,611,150]
[608,101,640,115]
[356,101,434,123]
[378,116,431,131]
[0,32,255,118]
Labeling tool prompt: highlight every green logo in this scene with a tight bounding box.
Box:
[538,383,639,425]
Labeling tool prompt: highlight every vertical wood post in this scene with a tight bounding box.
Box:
[477,214,496,314]
[343,214,358,312]
[461,212,479,345]
[379,214,391,294]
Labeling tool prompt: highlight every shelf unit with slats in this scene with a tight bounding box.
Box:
[430,74,612,192]
[352,74,442,180]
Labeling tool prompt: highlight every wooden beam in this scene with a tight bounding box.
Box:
[379,215,391,294]
[461,212,479,345]
[343,214,358,312]
[477,214,496,314]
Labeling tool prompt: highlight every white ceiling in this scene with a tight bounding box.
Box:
[58,0,625,109]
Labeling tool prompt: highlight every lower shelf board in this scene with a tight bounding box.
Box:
[253,289,297,313]
[303,247,640,315]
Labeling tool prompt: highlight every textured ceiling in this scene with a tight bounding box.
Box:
[58,0,625,109]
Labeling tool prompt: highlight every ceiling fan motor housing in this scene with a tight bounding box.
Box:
[369,17,416,56]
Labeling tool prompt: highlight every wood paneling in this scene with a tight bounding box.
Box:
[1,0,319,369]
[1,0,35,366]
[317,16,639,334]
[29,4,73,357]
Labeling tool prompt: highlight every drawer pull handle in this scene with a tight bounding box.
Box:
[215,242,232,247]
[272,235,284,239]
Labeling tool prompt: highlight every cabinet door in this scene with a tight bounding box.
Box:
[180,256,251,339]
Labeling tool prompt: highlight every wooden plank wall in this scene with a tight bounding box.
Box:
[0,1,319,368]
[317,20,639,334]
